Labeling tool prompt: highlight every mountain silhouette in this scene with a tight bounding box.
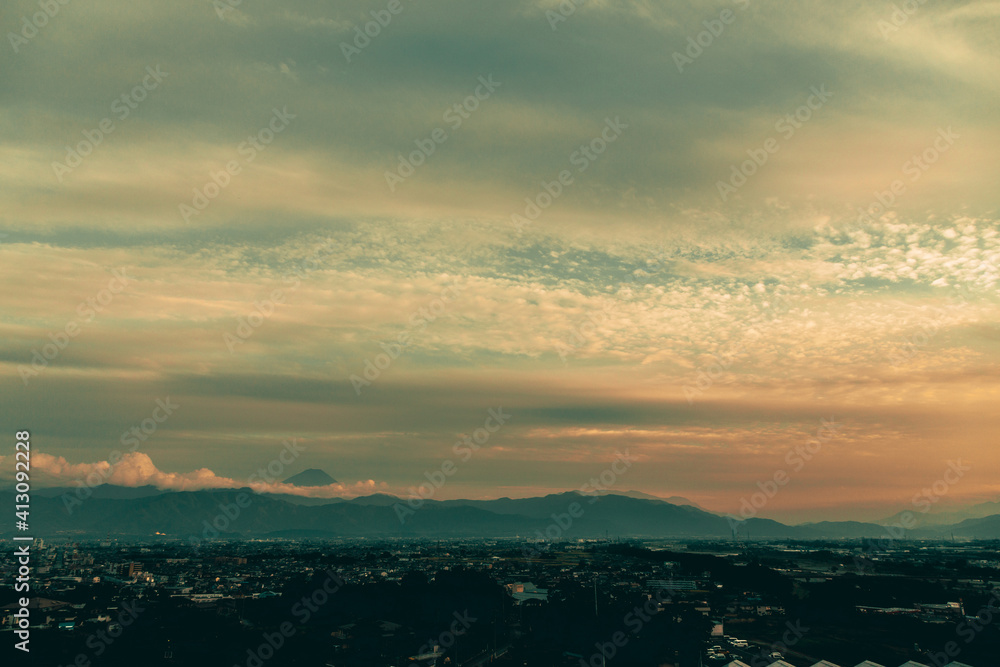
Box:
[7,488,997,541]
[282,468,338,486]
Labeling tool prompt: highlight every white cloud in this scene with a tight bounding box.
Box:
[24,452,388,498]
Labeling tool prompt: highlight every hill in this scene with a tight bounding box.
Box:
[0,488,931,541]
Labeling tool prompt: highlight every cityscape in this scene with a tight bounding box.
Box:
[3,478,1000,666]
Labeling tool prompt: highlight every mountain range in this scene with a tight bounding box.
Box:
[9,484,1000,541]
[876,500,1000,528]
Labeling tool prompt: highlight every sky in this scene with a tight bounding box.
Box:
[1,0,998,523]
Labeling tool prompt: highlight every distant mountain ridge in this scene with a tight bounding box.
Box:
[33,484,166,500]
[877,499,1000,528]
[5,486,1000,541]
[590,489,715,513]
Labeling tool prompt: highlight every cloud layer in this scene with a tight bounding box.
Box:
[4,451,386,498]
[2,0,998,522]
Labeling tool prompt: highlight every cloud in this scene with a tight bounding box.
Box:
[2,0,997,233]
[21,452,388,498]
[2,0,998,522]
